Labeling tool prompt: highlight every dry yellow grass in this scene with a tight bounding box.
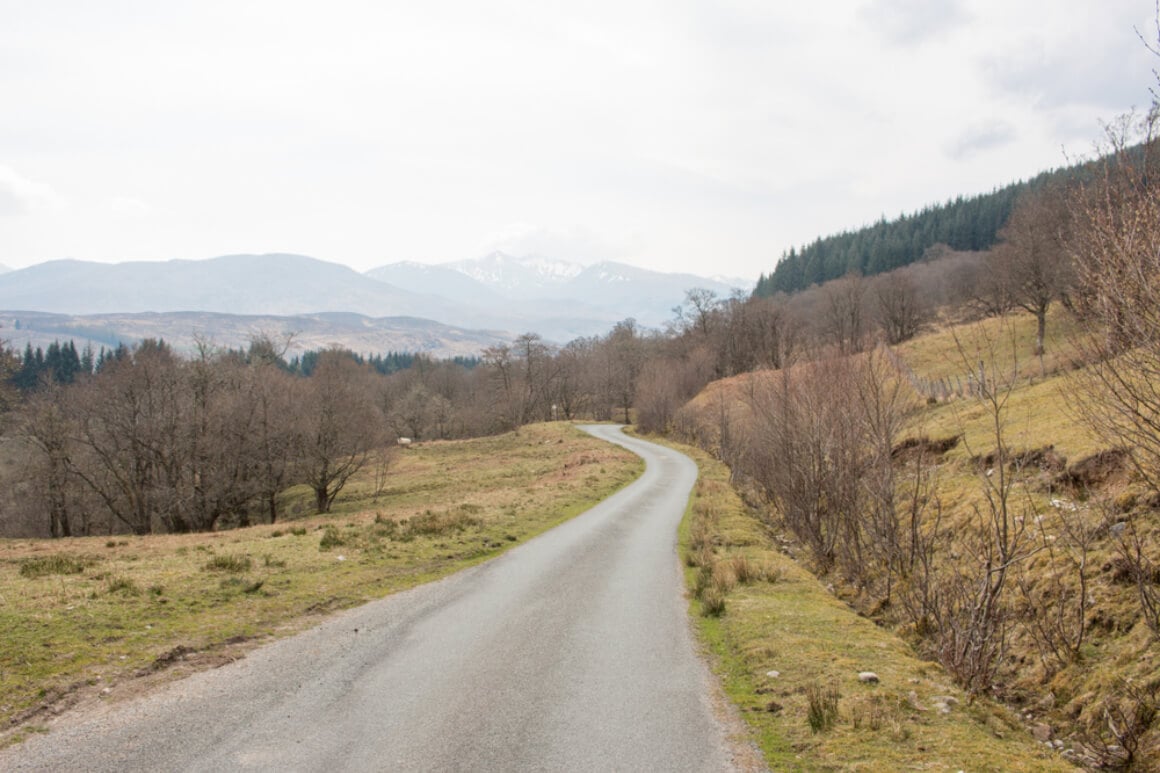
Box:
[672,306,1160,769]
[666,438,1077,771]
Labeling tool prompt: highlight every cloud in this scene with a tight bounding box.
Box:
[480,223,623,264]
[108,196,152,218]
[0,165,60,216]
[858,0,970,46]
[945,121,1017,159]
[983,3,1155,112]
[986,46,1152,112]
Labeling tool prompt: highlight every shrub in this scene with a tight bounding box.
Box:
[20,554,89,579]
[319,526,346,550]
[106,576,140,595]
[729,553,769,584]
[700,585,726,617]
[806,681,841,733]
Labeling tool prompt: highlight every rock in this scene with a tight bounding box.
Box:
[1031,723,1052,743]
[1052,739,1064,750]
[930,695,959,707]
[1110,521,1127,538]
[858,671,880,684]
[765,670,780,679]
[906,691,927,711]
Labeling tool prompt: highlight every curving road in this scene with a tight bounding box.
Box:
[0,425,740,772]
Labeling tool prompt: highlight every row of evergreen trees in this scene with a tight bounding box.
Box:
[8,339,480,393]
[754,167,1067,296]
[288,350,480,377]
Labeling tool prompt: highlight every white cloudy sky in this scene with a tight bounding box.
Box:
[0,1,1155,279]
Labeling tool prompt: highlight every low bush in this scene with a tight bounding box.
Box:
[20,554,89,579]
[806,681,841,733]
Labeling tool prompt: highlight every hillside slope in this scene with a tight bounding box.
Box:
[672,310,1159,768]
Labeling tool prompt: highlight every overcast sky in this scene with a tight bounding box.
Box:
[0,1,1155,279]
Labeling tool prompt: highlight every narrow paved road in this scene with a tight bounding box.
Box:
[1,426,739,772]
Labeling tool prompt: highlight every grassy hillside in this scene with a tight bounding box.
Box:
[672,309,1160,769]
[668,435,1074,771]
[0,423,642,747]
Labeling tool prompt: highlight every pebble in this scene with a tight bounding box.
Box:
[930,694,957,714]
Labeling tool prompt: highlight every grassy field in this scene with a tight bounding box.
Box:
[669,437,1078,772]
[0,422,642,746]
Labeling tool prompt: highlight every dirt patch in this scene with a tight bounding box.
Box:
[136,645,197,676]
[972,445,1067,476]
[0,683,86,735]
[891,435,960,464]
[1102,555,1160,586]
[1054,448,1132,495]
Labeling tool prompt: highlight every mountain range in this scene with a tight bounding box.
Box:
[0,253,748,357]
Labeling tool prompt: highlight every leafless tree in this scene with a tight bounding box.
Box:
[673,287,721,339]
[821,273,869,355]
[603,319,645,424]
[1066,115,1160,500]
[22,385,77,537]
[996,186,1073,358]
[298,350,385,513]
[67,339,182,534]
[873,269,929,345]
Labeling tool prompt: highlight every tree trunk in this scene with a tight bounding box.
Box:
[1035,308,1046,358]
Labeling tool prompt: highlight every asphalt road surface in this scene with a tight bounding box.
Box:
[1,425,741,772]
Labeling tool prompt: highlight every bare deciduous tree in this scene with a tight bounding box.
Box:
[821,273,869,355]
[299,350,384,514]
[996,186,1073,358]
[873,269,929,345]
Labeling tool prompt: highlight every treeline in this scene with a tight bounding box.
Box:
[754,166,1070,296]
[289,349,480,377]
[0,322,656,538]
[8,339,481,390]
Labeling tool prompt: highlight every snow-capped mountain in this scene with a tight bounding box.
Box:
[366,254,752,336]
[441,252,584,297]
[0,252,753,354]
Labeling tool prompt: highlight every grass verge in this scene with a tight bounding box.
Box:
[666,436,1078,772]
[0,422,642,745]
